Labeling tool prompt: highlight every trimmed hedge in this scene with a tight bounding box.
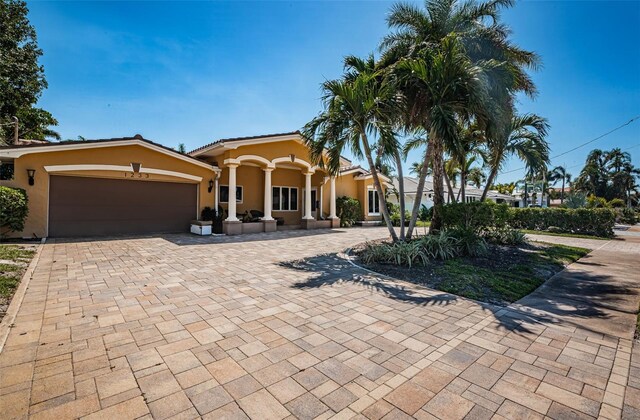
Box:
[508,207,616,237]
[0,186,29,236]
[441,201,616,238]
[441,201,509,232]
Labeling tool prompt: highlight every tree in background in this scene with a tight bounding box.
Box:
[0,0,59,144]
[177,143,187,153]
[548,165,571,204]
[574,148,639,206]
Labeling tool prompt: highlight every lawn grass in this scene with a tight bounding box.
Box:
[415,220,431,227]
[520,229,609,240]
[433,244,589,304]
[0,245,36,298]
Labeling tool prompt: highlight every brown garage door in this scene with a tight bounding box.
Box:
[49,175,198,237]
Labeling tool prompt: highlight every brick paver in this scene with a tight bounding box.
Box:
[0,228,639,419]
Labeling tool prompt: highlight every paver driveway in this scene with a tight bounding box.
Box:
[0,228,639,419]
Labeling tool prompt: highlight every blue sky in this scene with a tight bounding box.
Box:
[28,0,640,183]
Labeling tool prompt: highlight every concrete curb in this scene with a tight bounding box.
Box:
[0,238,46,353]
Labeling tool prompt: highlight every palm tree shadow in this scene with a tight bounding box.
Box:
[283,254,459,307]
[280,252,637,338]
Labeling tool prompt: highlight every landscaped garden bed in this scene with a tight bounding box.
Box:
[0,244,37,321]
[353,237,589,306]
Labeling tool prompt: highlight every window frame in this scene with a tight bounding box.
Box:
[272,186,299,212]
[219,185,243,204]
[367,187,381,215]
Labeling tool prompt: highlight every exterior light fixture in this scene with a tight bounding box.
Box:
[131,162,141,173]
[26,169,35,186]
[208,179,214,193]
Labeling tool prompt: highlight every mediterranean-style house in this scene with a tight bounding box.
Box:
[0,132,388,238]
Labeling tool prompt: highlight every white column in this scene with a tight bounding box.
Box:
[303,172,313,220]
[214,175,219,212]
[329,176,337,219]
[226,164,239,221]
[263,168,274,220]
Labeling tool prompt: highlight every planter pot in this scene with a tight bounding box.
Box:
[190,220,212,235]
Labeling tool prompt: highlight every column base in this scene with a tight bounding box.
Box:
[330,217,341,228]
[301,219,317,230]
[223,220,242,235]
[263,219,277,233]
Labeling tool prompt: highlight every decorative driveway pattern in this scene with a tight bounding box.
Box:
[0,228,639,419]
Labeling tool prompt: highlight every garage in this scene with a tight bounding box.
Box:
[49,175,198,237]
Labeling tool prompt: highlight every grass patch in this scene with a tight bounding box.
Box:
[415,221,431,227]
[358,242,590,306]
[520,229,609,240]
[0,245,35,299]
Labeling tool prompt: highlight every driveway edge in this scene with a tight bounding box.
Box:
[0,238,46,353]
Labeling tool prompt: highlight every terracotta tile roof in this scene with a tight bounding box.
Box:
[188,131,301,154]
[0,134,211,166]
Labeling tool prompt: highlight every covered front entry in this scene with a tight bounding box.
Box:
[48,175,198,237]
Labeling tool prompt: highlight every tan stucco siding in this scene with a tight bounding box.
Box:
[226,140,317,166]
[216,165,264,219]
[0,145,216,238]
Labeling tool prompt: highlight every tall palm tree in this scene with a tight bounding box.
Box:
[394,35,489,235]
[381,0,540,237]
[574,149,609,198]
[548,165,571,204]
[302,56,400,241]
[481,113,550,200]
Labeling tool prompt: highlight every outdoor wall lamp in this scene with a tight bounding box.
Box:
[26,169,35,186]
[208,179,214,193]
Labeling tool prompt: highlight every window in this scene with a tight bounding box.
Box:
[0,162,14,180]
[368,189,380,215]
[219,185,243,203]
[272,187,298,211]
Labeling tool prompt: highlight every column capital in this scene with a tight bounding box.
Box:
[223,158,241,168]
[263,166,275,172]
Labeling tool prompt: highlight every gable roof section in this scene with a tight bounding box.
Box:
[0,135,217,171]
[189,131,302,156]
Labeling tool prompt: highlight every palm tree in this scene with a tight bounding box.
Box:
[394,35,489,235]
[574,149,609,198]
[382,0,540,237]
[481,113,550,200]
[467,166,486,189]
[548,165,571,204]
[302,56,400,241]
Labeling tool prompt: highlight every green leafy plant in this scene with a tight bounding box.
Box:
[336,196,362,227]
[562,192,587,208]
[483,227,527,245]
[448,227,488,257]
[441,201,510,233]
[0,186,29,236]
[417,231,460,260]
[508,207,615,237]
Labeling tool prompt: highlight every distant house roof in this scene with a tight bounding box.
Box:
[390,176,516,201]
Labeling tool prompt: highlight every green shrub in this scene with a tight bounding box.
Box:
[417,231,460,260]
[360,241,428,267]
[586,195,609,208]
[508,207,615,237]
[0,186,29,236]
[563,192,587,208]
[618,207,638,225]
[441,201,509,232]
[336,196,362,227]
[482,227,527,245]
[449,227,488,256]
[608,198,625,208]
[419,204,431,222]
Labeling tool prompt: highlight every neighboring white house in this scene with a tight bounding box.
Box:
[387,176,517,210]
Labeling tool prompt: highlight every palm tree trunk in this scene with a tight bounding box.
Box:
[560,178,565,204]
[361,133,398,242]
[406,138,433,240]
[394,149,406,241]
[430,137,445,233]
[460,170,466,203]
[443,171,455,203]
[481,166,498,201]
